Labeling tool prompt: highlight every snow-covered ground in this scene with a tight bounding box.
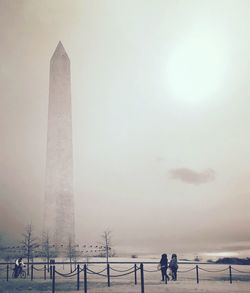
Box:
[1,278,250,293]
[1,258,250,292]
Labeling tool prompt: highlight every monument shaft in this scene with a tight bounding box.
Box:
[44,42,74,245]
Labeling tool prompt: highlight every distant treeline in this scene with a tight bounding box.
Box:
[216,257,250,265]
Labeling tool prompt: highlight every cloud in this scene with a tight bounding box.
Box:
[170,168,215,185]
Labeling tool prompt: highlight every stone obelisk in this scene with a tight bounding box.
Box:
[44,42,75,246]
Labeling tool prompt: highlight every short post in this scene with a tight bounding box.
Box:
[196,265,199,284]
[50,260,53,280]
[31,264,33,281]
[84,264,87,293]
[77,264,80,290]
[6,264,9,282]
[44,265,46,280]
[134,264,137,285]
[140,263,144,293]
[52,265,55,293]
[107,263,110,287]
[229,265,232,284]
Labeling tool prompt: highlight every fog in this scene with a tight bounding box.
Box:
[1,0,250,256]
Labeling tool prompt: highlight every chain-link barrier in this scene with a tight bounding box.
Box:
[85,266,107,274]
[3,260,250,293]
[110,267,140,278]
[231,267,250,274]
[143,267,160,273]
[33,266,45,272]
[86,267,107,277]
[198,266,229,273]
[110,265,134,273]
[178,267,196,273]
[55,269,79,278]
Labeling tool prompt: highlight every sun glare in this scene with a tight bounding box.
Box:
[166,31,229,104]
[204,252,239,258]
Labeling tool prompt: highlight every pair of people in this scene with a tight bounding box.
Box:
[160,253,178,282]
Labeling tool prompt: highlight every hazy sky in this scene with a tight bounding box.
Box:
[1,0,250,257]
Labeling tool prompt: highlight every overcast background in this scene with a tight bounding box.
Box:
[1,0,250,257]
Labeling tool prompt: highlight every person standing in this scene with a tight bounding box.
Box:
[169,254,178,281]
[14,257,24,277]
[159,253,169,282]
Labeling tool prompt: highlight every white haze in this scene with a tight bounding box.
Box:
[1,0,250,257]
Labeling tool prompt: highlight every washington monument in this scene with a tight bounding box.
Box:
[44,42,75,245]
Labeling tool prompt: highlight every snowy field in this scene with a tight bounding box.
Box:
[1,258,250,292]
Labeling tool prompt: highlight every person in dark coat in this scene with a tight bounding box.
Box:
[159,253,169,282]
[169,253,178,281]
[14,257,24,278]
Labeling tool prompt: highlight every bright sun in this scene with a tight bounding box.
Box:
[166,31,229,104]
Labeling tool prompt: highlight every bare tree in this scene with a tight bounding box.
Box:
[66,237,76,273]
[21,224,39,275]
[41,231,51,272]
[101,230,115,263]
